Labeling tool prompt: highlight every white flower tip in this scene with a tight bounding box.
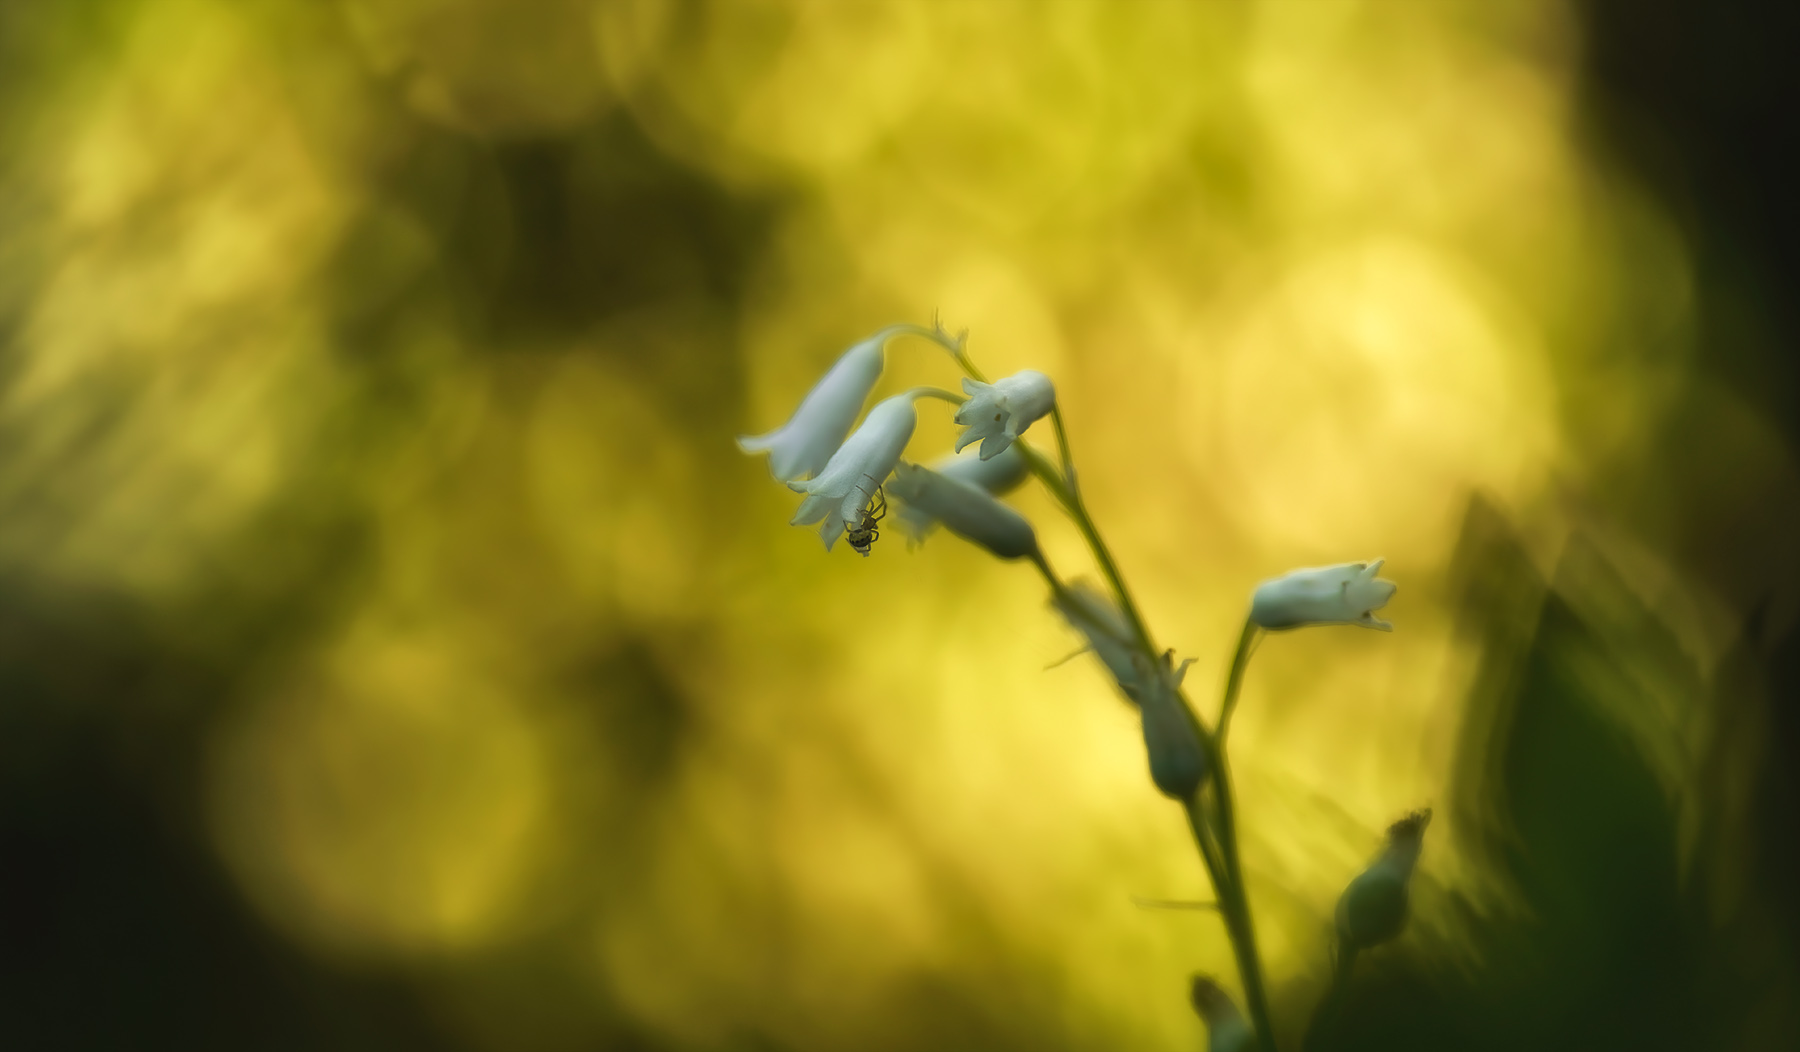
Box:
[978,433,1012,460]
[736,431,774,454]
[1361,613,1395,631]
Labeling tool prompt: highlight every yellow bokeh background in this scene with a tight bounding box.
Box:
[1,0,1771,1049]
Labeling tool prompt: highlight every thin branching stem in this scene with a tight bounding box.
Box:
[945,331,1275,1052]
[1199,727,1278,1052]
[1051,406,1077,493]
[905,385,970,407]
[1028,548,1061,593]
[1216,620,1261,748]
[1014,439,1159,659]
[1303,944,1359,1051]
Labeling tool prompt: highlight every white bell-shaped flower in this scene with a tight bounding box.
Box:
[1249,559,1397,631]
[885,460,1038,561]
[737,328,894,481]
[787,393,916,550]
[953,370,1055,460]
[892,445,1029,545]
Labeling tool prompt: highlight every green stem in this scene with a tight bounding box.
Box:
[1202,731,1278,1052]
[1014,439,1158,659]
[1216,620,1260,748]
[1051,406,1077,493]
[884,321,973,369]
[1028,547,1062,593]
[905,385,969,408]
[945,335,1273,1050]
[1303,945,1358,1052]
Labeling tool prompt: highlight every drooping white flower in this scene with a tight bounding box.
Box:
[885,460,1038,561]
[737,328,896,481]
[953,370,1055,460]
[787,393,916,550]
[892,445,1029,545]
[1249,559,1397,631]
[1053,581,1145,702]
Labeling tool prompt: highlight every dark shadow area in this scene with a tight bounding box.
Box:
[0,579,458,1051]
[1295,501,1800,1052]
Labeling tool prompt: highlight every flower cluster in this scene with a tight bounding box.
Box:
[740,321,1419,1052]
[738,323,1053,559]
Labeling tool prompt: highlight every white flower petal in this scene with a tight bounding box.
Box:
[738,329,890,481]
[952,370,1055,461]
[784,393,916,552]
[1249,559,1398,631]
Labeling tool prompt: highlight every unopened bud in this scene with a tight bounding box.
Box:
[1052,581,1145,703]
[1190,976,1254,1052]
[1335,808,1431,953]
[1140,650,1206,799]
[886,460,1039,560]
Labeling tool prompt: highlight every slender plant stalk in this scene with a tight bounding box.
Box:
[948,346,1277,1051]
[905,385,972,408]
[1197,727,1277,1052]
[1014,440,1159,658]
[1215,620,1260,747]
[1303,945,1358,1051]
[1050,406,1078,492]
[1017,439,1277,1052]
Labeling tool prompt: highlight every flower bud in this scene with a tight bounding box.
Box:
[738,328,895,481]
[1335,808,1431,953]
[885,460,1039,561]
[953,370,1055,460]
[1190,976,1255,1052]
[1053,581,1145,702]
[1250,559,1397,631]
[894,445,1028,544]
[1138,650,1206,799]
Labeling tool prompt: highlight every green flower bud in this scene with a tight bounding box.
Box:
[1190,976,1255,1052]
[1335,808,1431,953]
[1052,581,1145,703]
[1139,650,1206,800]
[886,460,1039,561]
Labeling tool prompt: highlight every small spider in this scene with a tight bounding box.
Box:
[844,480,887,557]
